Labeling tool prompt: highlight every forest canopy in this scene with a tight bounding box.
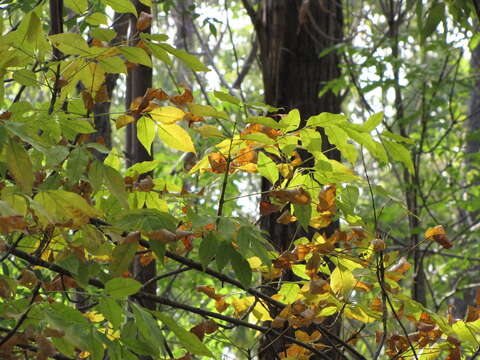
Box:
[0,0,480,359]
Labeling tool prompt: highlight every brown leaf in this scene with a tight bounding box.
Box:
[147,229,176,243]
[259,200,280,216]
[371,239,386,252]
[271,187,311,205]
[170,88,194,107]
[137,175,154,192]
[19,269,38,289]
[196,285,221,300]
[309,279,328,295]
[317,184,336,213]
[0,216,28,233]
[276,210,295,224]
[425,225,452,249]
[94,84,109,104]
[81,90,94,111]
[116,114,135,129]
[137,11,153,31]
[208,153,228,174]
[215,298,229,313]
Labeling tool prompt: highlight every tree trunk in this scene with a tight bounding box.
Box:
[125,0,156,313]
[245,1,343,358]
[453,41,480,318]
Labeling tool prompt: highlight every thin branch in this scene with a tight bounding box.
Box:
[233,37,258,89]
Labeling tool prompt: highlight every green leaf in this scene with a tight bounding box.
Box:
[279,109,300,132]
[381,130,414,144]
[66,147,90,184]
[6,138,33,194]
[247,116,285,129]
[293,203,311,231]
[257,152,279,185]
[153,311,214,357]
[229,249,252,288]
[91,28,117,42]
[157,122,196,153]
[423,2,445,39]
[306,112,348,128]
[324,125,357,164]
[278,283,300,304]
[241,133,275,145]
[199,232,219,268]
[159,43,209,72]
[99,56,127,74]
[13,69,37,86]
[125,160,160,176]
[213,90,240,105]
[109,240,137,277]
[49,33,91,56]
[86,12,108,26]
[59,118,95,140]
[114,208,177,232]
[104,0,137,16]
[131,304,164,355]
[150,240,166,262]
[384,140,414,173]
[188,103,228,120]
[119,46,152,67]
[65,0,88,13]
[97,297,123,329]
[44,303,92,351]
[105,278,142,299]
[364,112,383,132]
[216,241,232,272]
[137,116,156,155]
[145,42,172,65]
[103,165,130,209]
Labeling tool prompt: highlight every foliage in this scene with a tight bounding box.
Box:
[0,0,479,360]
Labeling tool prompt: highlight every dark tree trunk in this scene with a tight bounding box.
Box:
[244,1,343,359]
[452,42,480,318]
[253,0,343,252]
[89,12,130,159]
[125,1,156,313]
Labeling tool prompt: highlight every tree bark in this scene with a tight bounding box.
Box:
[246,1,343,358]
[453,40,480,318]
[125,1,156,313]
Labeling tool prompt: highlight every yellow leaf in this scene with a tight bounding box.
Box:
[247,257,262,269]
[194,124,224,138]
[157,122,195,153]
[330,265,355,298]
[344,305,376,323]
[116,115,135,129]
[33,190,102,226]
[84,311,105,322]
[150,106,185,124]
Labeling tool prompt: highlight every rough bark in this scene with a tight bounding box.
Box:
[247,1,343,358]
[452,41,480,318]
[125,1,156,313]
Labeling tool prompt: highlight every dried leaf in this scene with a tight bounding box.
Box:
[170,88,194,107]
[425,225,452,248]
[136,11,152,31]
[271,188,311,205]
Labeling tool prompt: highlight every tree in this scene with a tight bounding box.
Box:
[0,1,479,360]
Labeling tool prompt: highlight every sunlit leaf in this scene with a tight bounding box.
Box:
[157,122,195,153]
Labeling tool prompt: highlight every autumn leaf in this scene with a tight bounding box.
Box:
[425,225,452,249]
[270,188,311,205]
[157,122,196,153]
[136,11,152,31]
